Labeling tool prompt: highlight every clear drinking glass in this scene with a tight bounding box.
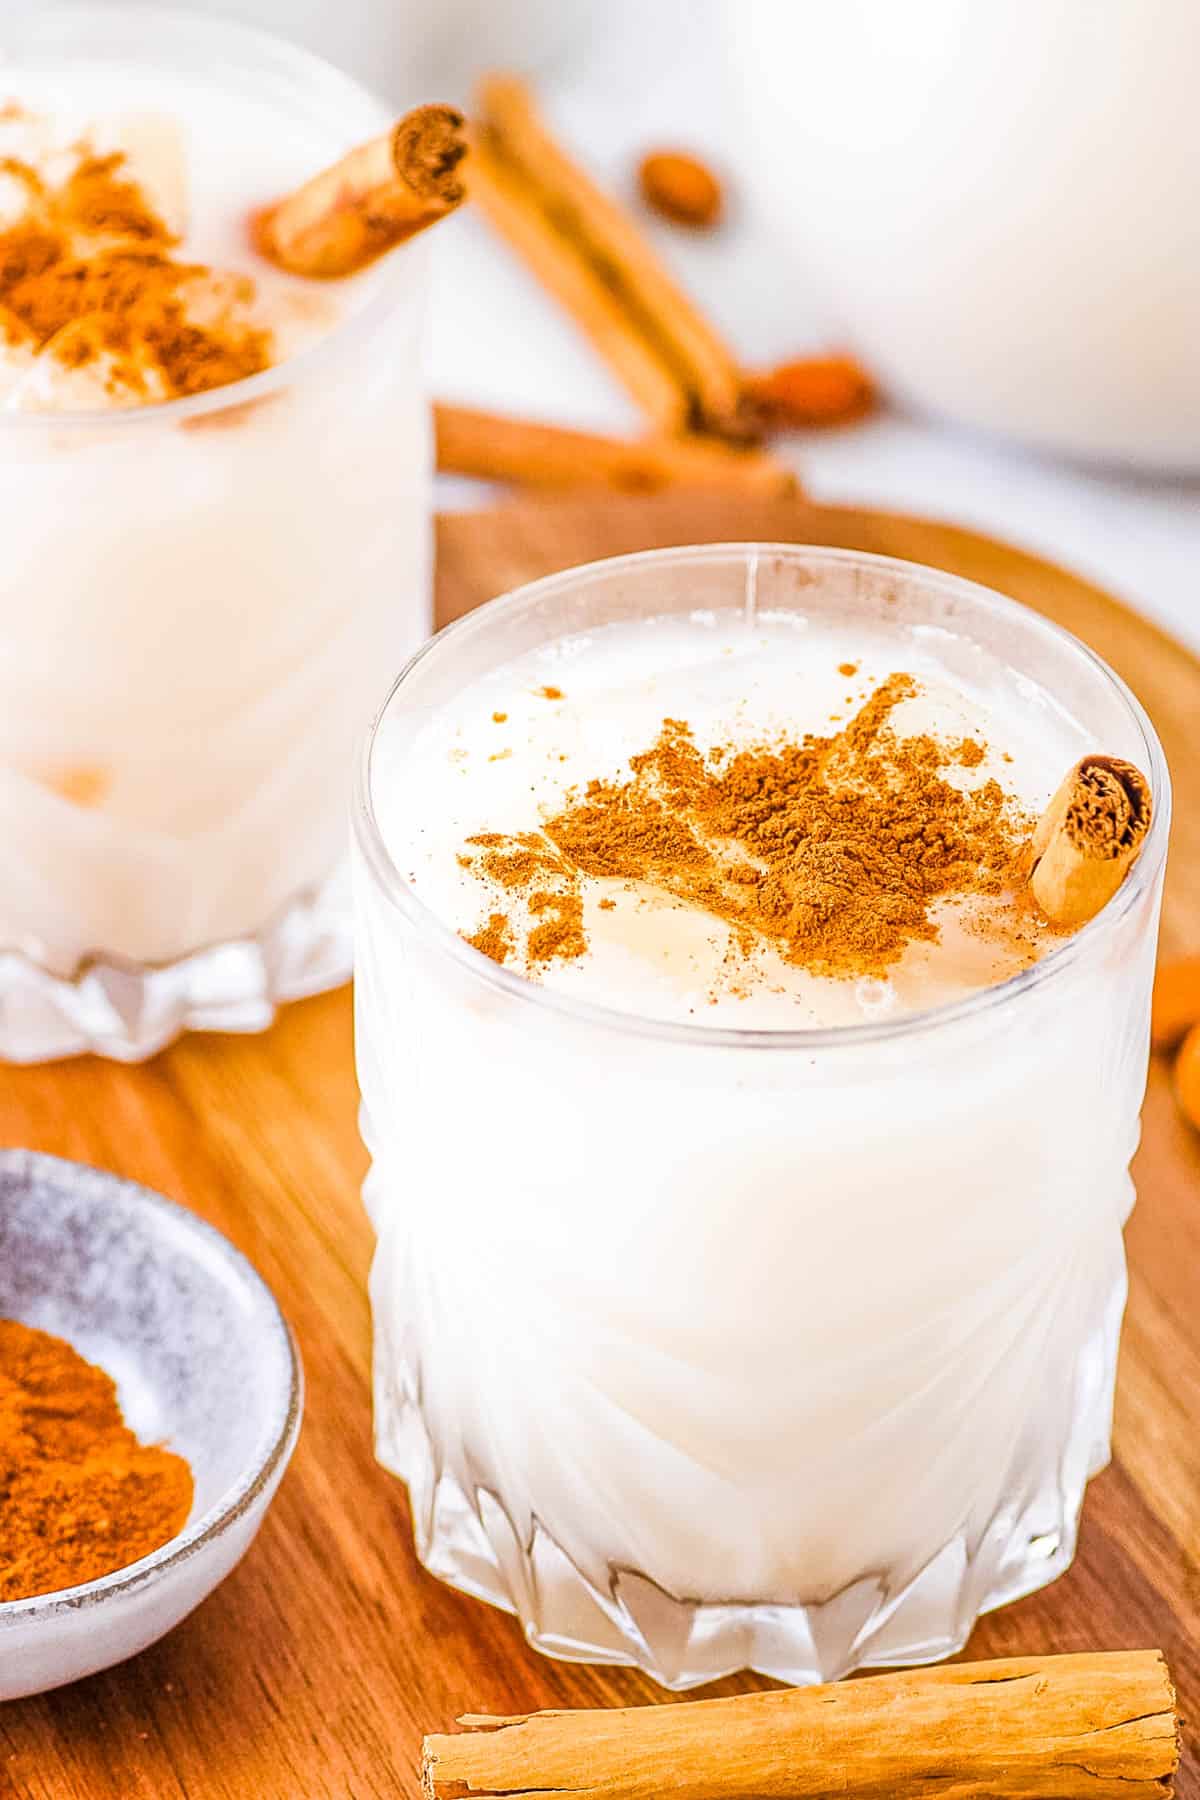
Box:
[353,545,1169,1690]
[0,7,431,1061]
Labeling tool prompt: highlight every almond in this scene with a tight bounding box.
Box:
[748,354,878,429]
[637,150,723,229]
[1151,953,1200,1052]
[1175,1021,1200,1130]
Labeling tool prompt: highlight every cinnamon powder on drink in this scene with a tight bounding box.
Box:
[464,912,514,965]
[461,673,1035,980]
[0,133,273,402]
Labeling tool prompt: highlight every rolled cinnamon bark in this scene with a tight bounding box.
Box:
[1030,754,1153,927]
[465,139,690,434]
[254,103,467,278]
[422,1651,1178,1800]
[471,74,757,442]
[435,403,799,496]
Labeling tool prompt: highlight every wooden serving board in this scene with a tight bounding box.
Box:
[2,494,1199,1799]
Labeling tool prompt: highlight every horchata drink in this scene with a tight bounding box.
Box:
[0,7,461,1060]
[353,545,1167,1689]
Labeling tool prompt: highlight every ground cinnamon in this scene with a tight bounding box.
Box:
[463,912,514,965]
[0,1318,193,1602]
[460,673,1035,981]
[526,890,587,963]
[0,131,272,403]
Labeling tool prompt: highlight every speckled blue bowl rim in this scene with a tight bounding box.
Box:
[0,1148,304,1622]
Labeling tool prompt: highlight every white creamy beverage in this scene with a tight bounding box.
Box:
[0,8,430,1059]
[355,547,1167,1687]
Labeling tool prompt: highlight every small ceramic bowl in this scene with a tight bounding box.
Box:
[0,1149,302,1699]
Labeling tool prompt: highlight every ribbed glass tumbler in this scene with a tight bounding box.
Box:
[352,545,1169,1689]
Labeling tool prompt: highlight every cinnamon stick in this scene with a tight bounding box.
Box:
[465,140,688,433]
[422,1650,1178,1800]
[1031,754,1153,926]
[254,103,467,278]
[435,403,798,496]
[470,74,757,442]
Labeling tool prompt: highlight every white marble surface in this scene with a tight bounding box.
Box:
[428,7,1199,649]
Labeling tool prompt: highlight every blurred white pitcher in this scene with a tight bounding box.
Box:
[731,0,1200,471]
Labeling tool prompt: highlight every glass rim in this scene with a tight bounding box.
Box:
[0,1,419,435]
[354,542,1172,1052]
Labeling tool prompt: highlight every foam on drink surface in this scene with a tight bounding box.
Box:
[0,73,351,411]
[376,609,1081,1029]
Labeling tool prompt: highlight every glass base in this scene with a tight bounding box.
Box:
[374,1277,1124,1690]
[0,864,352,1063]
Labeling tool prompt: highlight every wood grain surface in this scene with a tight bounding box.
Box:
[1,495,1198,1799]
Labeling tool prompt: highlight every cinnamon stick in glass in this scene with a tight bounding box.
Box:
[422,1650,1178,1800]
[254,103,467,279]
[1031,754,1152,926]
[471,74,758,443]
[435,403,798,496]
